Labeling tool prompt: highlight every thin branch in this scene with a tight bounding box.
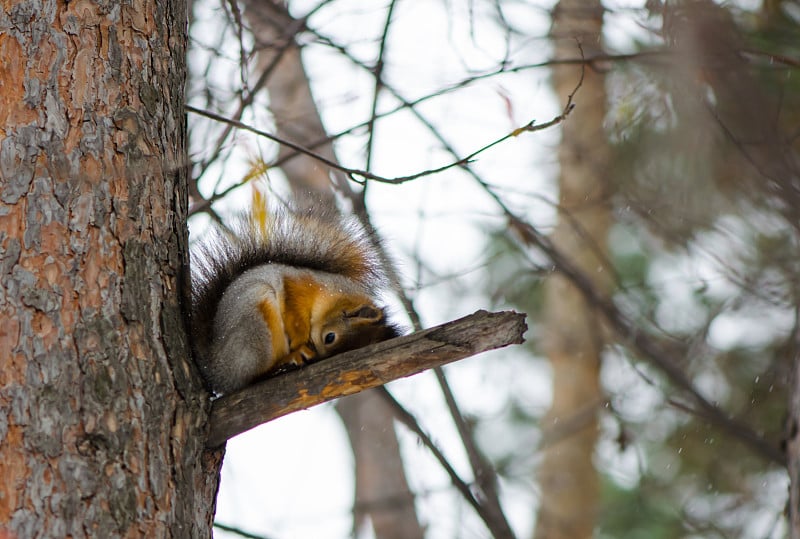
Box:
[191,0,336,193]
[213,522,274,539]
[365,0,397,171]
[187,49,663,214]
[430,367,516,538]
[379,386,516,539]
[193,8,306,183]
[190,40,798,209]
[184,103,573,188]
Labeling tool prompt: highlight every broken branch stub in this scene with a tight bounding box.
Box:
[206,309,527,447]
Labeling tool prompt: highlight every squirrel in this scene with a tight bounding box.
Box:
[190,207,400,395]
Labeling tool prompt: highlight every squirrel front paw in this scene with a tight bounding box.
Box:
[282,344,317,367]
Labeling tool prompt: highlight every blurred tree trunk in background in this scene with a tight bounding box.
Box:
[0,0,220,537]
[534,1,611,537]
[240,2,424,538]
[337,391,426,539]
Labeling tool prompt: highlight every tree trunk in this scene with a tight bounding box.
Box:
[0,1,221,537]
[337,392,425,539]
[534,1,611,538]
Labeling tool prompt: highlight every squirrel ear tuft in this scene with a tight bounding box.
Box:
[346,305,382,321]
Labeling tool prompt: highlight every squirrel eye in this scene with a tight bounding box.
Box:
[324,332,336,345]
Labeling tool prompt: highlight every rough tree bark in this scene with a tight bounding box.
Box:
[534,1,611,538]
[0,1,220,537]
[235,2,425,537]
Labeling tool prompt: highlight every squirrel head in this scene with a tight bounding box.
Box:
[311,299,399,360]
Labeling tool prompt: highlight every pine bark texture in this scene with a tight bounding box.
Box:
[534,2,611,538]
[0,1,220,538]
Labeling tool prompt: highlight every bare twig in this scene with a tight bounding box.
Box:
[430,367,515,538]
[379,386,516,539]
[213,522,274,539]
[184,103,573,189]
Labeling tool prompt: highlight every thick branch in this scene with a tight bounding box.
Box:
[206,310,527,447]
